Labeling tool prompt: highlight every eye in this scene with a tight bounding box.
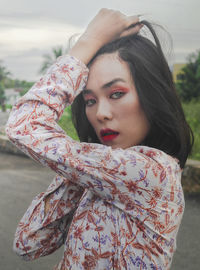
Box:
[110,91,125,99]
[84,99,96,107]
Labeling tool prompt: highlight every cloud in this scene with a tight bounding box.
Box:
[0,16,83,81]
[1,0,200,80]
[0,18,83,61]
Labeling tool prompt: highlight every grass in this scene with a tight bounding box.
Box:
[58,106,79,141]
[0,104,12,110]
[182,101,200,160]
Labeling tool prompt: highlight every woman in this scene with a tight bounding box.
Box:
[6,8,193,270]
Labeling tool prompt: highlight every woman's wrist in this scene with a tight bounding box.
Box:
[69,36,103,66]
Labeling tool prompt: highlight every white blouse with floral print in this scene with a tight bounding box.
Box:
[5,55,185,270]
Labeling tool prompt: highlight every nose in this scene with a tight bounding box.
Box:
[96,100,113,122]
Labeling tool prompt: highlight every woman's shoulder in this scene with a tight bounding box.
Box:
[82,142,181,172]
[128,145,181,172]
[131,145,179,162]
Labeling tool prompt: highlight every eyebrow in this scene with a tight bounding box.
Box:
[83,78,126,95]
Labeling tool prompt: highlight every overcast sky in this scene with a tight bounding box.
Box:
[1,0,200,81]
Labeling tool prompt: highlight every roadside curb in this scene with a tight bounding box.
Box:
[182,159,200,194]
[0,134,27,157]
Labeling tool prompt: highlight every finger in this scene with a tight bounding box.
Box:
[125,15,140,29]
[120,23,143,38]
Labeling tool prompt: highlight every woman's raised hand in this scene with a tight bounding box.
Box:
[69,8,142,65]
[81,8,141,47]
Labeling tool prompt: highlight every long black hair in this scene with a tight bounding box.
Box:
[71,21,194,169]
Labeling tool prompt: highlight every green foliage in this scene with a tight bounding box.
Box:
[0,104,12,110]
[58,106,79,141]
[0,81,5,97]
[0,60,34,108]
[5,78,35,97]
[14,79,34,89]
[0,82,6,109]
[0,61,10,111]
[0,61,11,82]
[176,50,200,102]
[4,77,15,88]
[182,101,200,160]
[18,81,35,96]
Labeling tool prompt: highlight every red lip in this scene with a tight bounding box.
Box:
[100,128,119,142]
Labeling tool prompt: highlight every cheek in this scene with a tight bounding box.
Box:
[119,97,149,128]
[85,108,95,126]
[118,96,140,118]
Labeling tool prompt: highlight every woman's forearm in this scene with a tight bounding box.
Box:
[69,37,102,66]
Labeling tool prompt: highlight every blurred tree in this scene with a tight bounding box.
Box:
[0,82,6,112]
[39,34,79,74]
[17,80,34,96]
[39,46,65,74]
[14,79,22,88]
[0,61,11,111]
[176,50,200,102]
[0,61,10,82]
[4,77,15,88]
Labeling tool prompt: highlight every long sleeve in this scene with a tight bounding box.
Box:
[6,55,184,266]
[13,173,84,260]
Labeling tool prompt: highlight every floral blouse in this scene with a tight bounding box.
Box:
[5,55,185,270]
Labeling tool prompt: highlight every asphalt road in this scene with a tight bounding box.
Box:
[1,152,200,270]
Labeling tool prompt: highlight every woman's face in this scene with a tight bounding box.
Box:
[83,52,150,149]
